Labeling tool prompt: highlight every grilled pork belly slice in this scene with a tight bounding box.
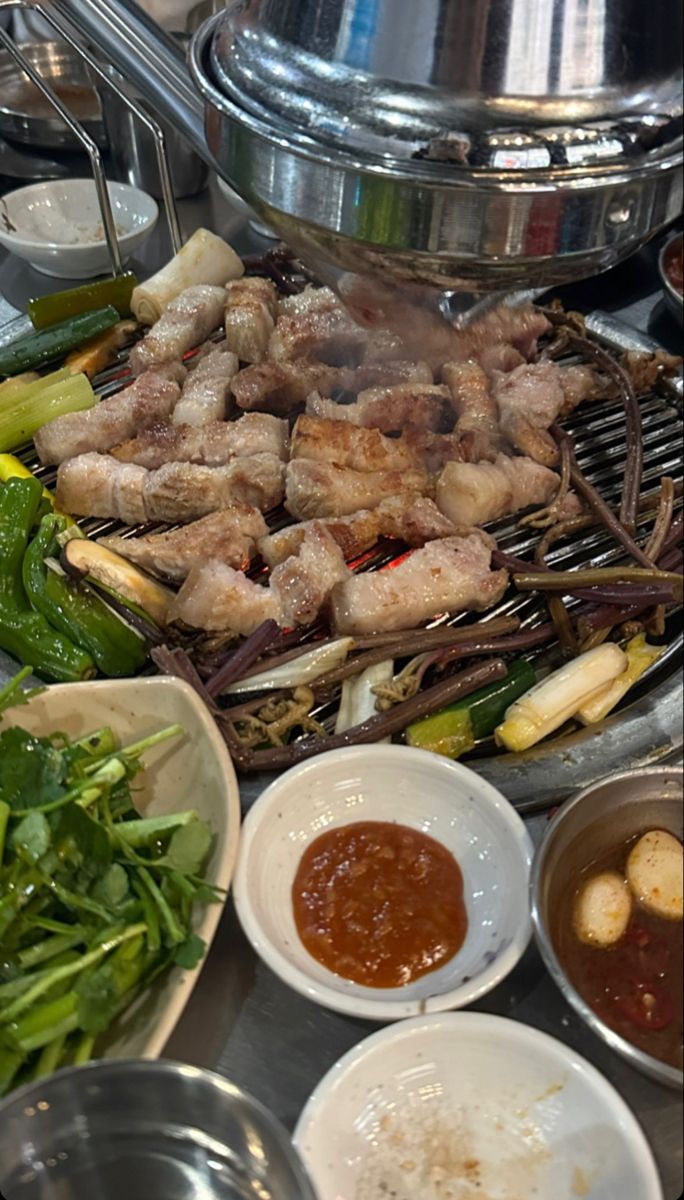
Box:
[286,459,433,521]
[170,562,280,635]
[57,453,285,523]
[442,361,500,443]
[172,343,239,426]
[558,364,606,414]
[307,384,453,433]
[128,285,226,375]
[493,361,566,466]
[99,506,268,582]
[269,286,367,365]
[291,414,422,473]
[331,534,509,635]
[436,453,564,527]
[144,455,285,522]
[112,412,289,469]
[34,369,181,466]
[270,523,350,627]
[258,494,460,568]
[224,276,278,364]
[452,303,551,364]
[232,359,344,415]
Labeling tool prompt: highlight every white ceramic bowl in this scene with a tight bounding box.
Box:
[0,676,240,1059]
[233,745,533,1020]
[0,178,158,278]
[294,1012,663,1200]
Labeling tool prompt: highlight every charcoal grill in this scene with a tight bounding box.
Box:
[12,309,681,812]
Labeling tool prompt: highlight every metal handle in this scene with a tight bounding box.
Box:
[0,0,184,263]
[0,3,124,274]
[48,0,211,163]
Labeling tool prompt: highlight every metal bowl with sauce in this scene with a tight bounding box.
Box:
[0,42,106,150]
[531,766,683,1091]
[658,230,683,326]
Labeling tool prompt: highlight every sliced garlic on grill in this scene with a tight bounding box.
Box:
[573,871,632,947]
[627,830,683,921]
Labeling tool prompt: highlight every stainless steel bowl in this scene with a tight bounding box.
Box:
[531,766,683,1091]
[0,42,106,151]
[0,1059,319,1199]
[658,230,683,326]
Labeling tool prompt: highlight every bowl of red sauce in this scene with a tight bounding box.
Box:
[532,765,683,1089]
[233,745,533,1021]
[658,230,683,325]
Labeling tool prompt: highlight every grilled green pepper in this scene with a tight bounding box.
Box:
[23,515,147,678]
[0,478,94,682]
[406,659,537,759]
[0,307,120,378]
[28,273,138,330]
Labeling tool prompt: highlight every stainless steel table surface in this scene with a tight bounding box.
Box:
[0,174,682,1199]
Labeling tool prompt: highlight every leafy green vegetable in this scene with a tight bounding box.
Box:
[0,666,44,719]
[0,670,218,1096]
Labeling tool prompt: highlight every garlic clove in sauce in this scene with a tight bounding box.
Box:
[627,830,684,921]
[573,871,632,947]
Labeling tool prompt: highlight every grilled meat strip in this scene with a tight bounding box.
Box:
[112,412,289,469]
[307,383,454,433]
[258,494,459,568]
[128,285,226,375]
[56,452,285,524]
[172,343,239,426]
[99,505,268,582]
[269,286,368,365]
[286,459,433,520]
[170,562,280,635]
[291,414,423,473]
[270,524,350,628]
[436,453,577,527]
[171,522,349,634]
[34,369,181,466]
[331,534,509,635]
[224,276,278,364]
[232,357,432,416]
[493,361,567,467]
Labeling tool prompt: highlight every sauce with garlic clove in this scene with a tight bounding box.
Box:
[292,821,468,988]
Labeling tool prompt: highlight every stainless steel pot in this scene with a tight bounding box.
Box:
[50,0,683,290]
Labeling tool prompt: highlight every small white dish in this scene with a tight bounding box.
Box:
[0,178,158,278]
[233,745,533,1021]
[294,1012,663,1200]
[0,675,240,1059]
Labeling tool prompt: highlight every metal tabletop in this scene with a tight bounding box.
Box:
[0,174,681,1199]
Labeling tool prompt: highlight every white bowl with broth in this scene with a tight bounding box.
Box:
[0,178,158,277]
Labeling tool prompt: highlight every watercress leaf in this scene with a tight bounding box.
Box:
[0,728,67,810]
[92,863,129,910]
[11,811,51,863]
[173,933,206,970]
[55,804,111,874]
[75,965,120,1034]
[165,821,213,877]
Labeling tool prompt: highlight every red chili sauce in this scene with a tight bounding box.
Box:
[292,821,468,988]
[554,836,683,1070]
[664,234,683,295]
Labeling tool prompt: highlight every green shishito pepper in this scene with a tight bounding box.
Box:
[23,515,147,678]
[406,659,537,759]
[28,273,138,330]
[0,478,94,682]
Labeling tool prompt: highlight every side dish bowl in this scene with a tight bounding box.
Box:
[234,745,533,1021]
[294,1012,663,1200]
[0,675,241,1060]
[531,765,683,1090]
[0,179,158,278]
[658,230,683,326]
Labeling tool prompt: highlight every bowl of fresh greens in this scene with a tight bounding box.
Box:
[0,669,240,1096]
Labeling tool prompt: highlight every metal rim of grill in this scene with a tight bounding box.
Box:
[17,313,683,813]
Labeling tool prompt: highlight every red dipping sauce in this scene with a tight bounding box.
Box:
[292,820,468,988]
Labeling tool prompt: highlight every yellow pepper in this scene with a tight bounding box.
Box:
[0,454,75,525]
